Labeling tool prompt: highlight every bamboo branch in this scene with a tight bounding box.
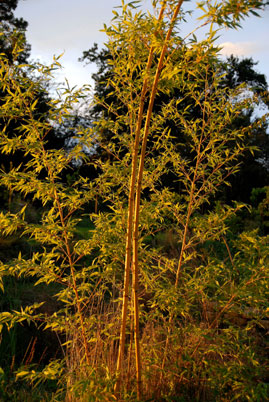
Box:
[20,98,91,366]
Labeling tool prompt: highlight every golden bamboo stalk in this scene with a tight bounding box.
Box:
[132,2,185,397]
[114,4,167,395]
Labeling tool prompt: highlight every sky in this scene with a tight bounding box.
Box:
[14,0,269,89]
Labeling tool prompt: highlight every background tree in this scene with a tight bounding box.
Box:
[221,56,269,204]
[0,0,30,64]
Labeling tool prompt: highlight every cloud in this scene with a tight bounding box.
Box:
[59,59,95,89]
[219,42,261,57]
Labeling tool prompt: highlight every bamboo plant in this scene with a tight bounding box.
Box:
[0,0,268,401]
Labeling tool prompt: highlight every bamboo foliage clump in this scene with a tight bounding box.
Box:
[0,0,268,401]
[101,0,268,398]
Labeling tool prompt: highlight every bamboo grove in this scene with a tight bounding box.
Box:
[0,1,268,401]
